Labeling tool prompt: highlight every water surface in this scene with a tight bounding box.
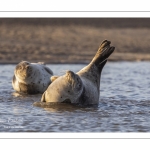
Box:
[0,62,150,132]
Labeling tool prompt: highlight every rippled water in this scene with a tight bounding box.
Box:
[0,62,150,132]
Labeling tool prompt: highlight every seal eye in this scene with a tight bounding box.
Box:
[78,84,81,88]
[19,66,22,70]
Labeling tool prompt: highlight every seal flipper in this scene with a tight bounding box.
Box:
[12,75,20,92]
[92,40,115,67]
[77,40,114,77]
[51,76,59,82]
[44,66,53,75]
[38,62,45,65]
[41,91,46,102]
[37,62,53,76]
[98,59,107,72]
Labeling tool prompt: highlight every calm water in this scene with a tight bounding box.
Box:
[0,62,150,132]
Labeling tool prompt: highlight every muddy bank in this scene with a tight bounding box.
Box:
[0,18,150,64]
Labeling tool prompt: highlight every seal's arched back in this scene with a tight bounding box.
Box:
[12,61,53,94]
[41,40,115,105]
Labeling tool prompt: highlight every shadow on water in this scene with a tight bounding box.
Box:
[33,101,99,113]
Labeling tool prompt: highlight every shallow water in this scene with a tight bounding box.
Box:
[0,62,150,132]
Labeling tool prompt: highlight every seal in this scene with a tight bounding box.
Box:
[12,61,53,94]
[40,40,115,105]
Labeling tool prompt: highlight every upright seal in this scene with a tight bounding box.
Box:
[40,40,115,105]
[12,61,53,94]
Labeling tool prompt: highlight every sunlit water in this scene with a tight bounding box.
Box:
[0,62,150,132]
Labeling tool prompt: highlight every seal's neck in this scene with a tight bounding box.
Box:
[78,86,86,105]
[78,86,99,107]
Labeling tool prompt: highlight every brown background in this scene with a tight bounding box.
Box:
[0,18,150,64]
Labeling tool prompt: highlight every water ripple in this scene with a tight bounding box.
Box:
[0,62,150,132]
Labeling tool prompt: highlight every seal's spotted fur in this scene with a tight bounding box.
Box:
[40,40,115,105]
[12,61,53,94]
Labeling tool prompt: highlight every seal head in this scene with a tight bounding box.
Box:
[12,61,53,94]
[15,61,33,83]
[41,70,83,103]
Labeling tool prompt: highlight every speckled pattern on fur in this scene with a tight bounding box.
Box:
[12,61,53,94]
[39,40,115,105]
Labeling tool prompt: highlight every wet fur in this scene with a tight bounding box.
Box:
[40,40,115,104]
[13,75,40,94]
[12,61,53,94]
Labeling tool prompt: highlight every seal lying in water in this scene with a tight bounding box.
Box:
[12,61,53,94]
[40,40,115,105]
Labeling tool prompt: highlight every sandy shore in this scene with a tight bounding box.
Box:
[0,18,150,64]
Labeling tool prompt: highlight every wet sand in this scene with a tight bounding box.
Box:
[0,18,150,64]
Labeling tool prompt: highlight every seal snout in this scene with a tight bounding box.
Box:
[16,62,32,78]
[66,70,75,78]
[65,70,76,84]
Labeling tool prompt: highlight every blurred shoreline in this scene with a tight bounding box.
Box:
[0,18,150,64]
[0,52,150,64]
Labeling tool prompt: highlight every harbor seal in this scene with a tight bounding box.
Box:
[40,40,115,105]
[12,61,53,94]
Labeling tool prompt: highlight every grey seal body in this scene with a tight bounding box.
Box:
[41,40,115,105]
[12,61,53,94]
